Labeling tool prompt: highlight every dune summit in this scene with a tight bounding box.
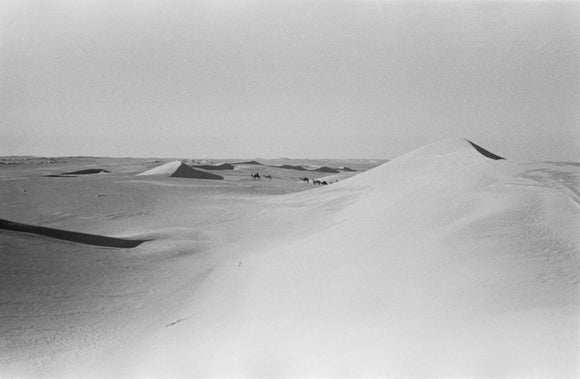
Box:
[137,161,223,180]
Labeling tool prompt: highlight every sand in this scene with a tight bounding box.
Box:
[0,139,578,377]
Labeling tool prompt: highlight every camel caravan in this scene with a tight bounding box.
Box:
[252,173,333,186]
[250,172,272,180]
[299,177,331,186]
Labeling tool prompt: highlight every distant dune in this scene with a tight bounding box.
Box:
[231,160,263,165]
[191,163,235,171]
[137,161,223,180]
[63,169,110,175]
[311,166,340,173]
[276,164,309,171]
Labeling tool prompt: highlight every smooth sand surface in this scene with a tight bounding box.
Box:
[0,140,578,377]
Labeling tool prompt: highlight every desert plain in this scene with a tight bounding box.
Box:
[0,138,578,377]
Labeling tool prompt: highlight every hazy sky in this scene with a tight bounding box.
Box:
[1,0,578,160]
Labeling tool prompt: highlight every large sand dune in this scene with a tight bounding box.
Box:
[0,138,578,377]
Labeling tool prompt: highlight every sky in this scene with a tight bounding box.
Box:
[1,0,578,160]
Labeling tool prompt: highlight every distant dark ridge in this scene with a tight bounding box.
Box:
[232,160,263,165]
[171,164,223,180]
[192,163,235,170]
[312,166,340,173]
[63,169,110,175]
[44,174,76,178]
[465,140,505,160]
[276,165,309,171]
[0,218,149,248]
[339,167,357,172]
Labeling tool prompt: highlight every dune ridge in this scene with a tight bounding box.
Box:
[137,161,223,180]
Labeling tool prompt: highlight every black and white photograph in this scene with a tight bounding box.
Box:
[1,0,578,377]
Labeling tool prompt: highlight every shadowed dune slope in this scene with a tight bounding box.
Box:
[0,219,149,248]
[137,161,223,180]
[192,163,235,170]
[466,139,505,160]
[312,166,340,173]
[275,164,309,171]
[232,160,263,165]
[63,169,110,175]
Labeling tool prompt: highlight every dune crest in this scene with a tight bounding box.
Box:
[137,161,223,180]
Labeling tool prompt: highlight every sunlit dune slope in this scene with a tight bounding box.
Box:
[1,138,578,377]
[111,138,579,377]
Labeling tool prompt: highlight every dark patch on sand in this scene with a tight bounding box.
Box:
[0,218,149,248]
[276,165,309,171]
[192,163,235,170]
[166,318,187,327]
[233,160,263,165]
[465,140,506,160]
[63,169,110,175]
[312,166,340,173]
[171,164,224,180]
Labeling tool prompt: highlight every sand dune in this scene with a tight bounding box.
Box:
[191,163,235,170]
[1,138,578,377]
[232,160,263,165]
[275,164,309,171]
[311,166,340,173]
[137,160,223,180]
[117,138,577,376]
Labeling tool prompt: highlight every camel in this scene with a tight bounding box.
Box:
[250,172,261,180]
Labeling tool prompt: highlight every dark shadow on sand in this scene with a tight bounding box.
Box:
[0,218,149,248]
[466,139,506,160]
[63,169,110,175]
